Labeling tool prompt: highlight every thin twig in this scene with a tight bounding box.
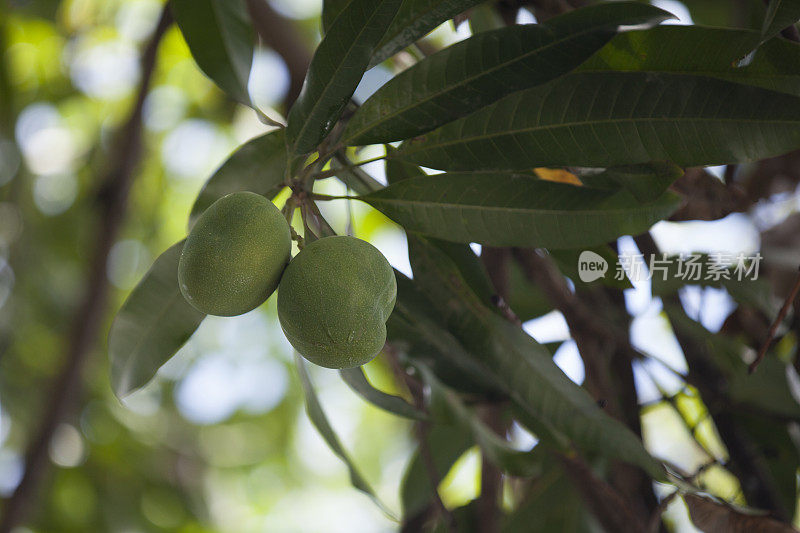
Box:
[749,266,800,374]
[345,187,355,237]
[0,8,172,531]
[723,164,737,186]
[302,196,337,237]
[312,154,389,180]
[647,460,717,532]
[307,192,347,202]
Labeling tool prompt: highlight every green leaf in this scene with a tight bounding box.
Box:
[369,0,486,67]
[108,242,205,398]
[294,355,396,518]
[188,130,288,228]
[578,25,800,96]
[321,0,352,33]
[359,173,680,249]
[418,363,541,477]
[468,2,505,34]
[762,0,800,43]
[286,0,403,154]
[408,235,665,478]
[734,413,800,514]
[344,2,673,146]
[579,26,758,76]
[388,145,500,300]
[389,273,506,396]
[665,305,800,419]
[331,153,385,195]
[507,259,552,322]
[398,72,800,171]
[400,422,473,519]
[384,145,424,185]
[339,366,428,421]
[171,0,254,105]
[578,162,683,203]
[429,239,496,304]
[501,453,596,533]
[549,245,632,289]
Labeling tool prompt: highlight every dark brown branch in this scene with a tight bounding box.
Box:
[477,248,514,533]
[749,267,800,373]
[0,8,172,531]
[670,168,750,221]
[476,403,504,533]
[245,0,311,110]
[513,249,630,411]
[513,249,662,528]
[635,233,790,521]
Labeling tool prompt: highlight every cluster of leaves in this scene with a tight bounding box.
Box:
[108,0,800,530]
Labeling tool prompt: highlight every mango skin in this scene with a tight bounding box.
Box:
[278,236,397,369]
[179,192,291,316]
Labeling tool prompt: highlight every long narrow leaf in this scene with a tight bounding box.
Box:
[188,129,288,228]
[579,26,800,96]
[400,423,473,519]
[286,0,402,154]
[389,273,509,396]
[295,355,396,519]
[321,0,352,33]
[343,2,673,145]
[109,242,205,398]
[339,366,428,421]
[408,235,665,478]
[577,162,683,203]
[417,363,541,477]
[360,173,681,249]
[398,72,800,171]
[171,0,254,104]
[369,0,486,67]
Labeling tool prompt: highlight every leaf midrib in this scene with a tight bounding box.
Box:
[366,194,673,216]
[401,114,800,155]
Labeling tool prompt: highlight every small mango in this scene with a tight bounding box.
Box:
[278,236,397,368]
[179,192,291,316]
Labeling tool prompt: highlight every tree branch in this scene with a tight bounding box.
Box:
[0,8,172,531]
[513,249,631,412]
[749,267,800,373]
[635,232,790,521]
[245,0,311,110]
[512,248,662,528]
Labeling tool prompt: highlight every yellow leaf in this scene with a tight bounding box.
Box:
[534,168,582,186]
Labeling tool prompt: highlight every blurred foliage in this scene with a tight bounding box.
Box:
[3,0,800,531]
[0,0,411,531]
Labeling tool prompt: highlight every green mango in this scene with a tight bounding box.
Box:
[278,236,397,369]
[178,192,291,316]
